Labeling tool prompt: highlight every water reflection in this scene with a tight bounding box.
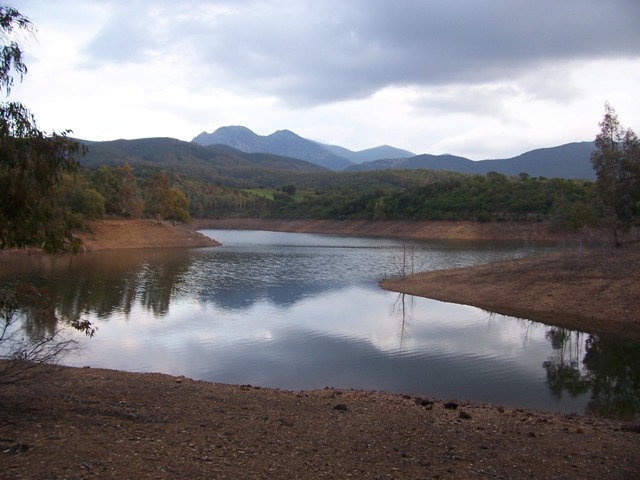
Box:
[1,249,193,320]
[544,328,640,420]
[1,231,639,419]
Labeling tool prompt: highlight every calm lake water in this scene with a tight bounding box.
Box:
[2,229,639,419]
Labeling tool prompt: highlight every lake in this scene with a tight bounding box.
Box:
[2,229,638,419]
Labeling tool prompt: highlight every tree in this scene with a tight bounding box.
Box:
[0,5,93,382]
[59,173,105,222]
[142,171,171,223]
[91,165,119,214]
[0,6,85,252]
[142,171,190,224]
[591,103,640,245]
[168,187,190,225]
[112,162,142,217]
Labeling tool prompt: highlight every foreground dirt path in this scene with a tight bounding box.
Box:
[381,242,640,339]
[1,364,639,479]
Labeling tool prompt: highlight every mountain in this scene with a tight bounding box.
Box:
[193,126,353,170]
[346,142,596,180]
[193,126,594,180]
[81,133,597,184]
[193,126,417,170]
[78,137,327,187]
[321,144,415,163]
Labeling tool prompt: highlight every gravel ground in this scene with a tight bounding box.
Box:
[1,364,639,479]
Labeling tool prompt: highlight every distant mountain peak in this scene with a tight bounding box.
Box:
[192,126,417,170]
[192,126,593,179]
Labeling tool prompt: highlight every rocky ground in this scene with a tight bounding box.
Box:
[1,363,639,479]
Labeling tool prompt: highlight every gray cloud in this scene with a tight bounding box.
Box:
[78,0,640,105]
[187,0,640,104]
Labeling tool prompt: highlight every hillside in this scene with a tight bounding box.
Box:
[193,126,353,170]
[313,143,415,164]
[193,126,595,179]
[79,137,327,187]
[348,142,596,180]
[79,132,595,182]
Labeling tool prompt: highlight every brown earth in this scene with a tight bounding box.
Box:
[1,363,639,480]
[2,219,640,479]
[74,219,220,251]
[381,241,640,340]
[191,218,581,243]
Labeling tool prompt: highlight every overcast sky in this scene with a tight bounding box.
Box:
[6,0,640,159]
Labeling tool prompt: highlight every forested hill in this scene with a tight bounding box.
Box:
[79,137,327,186]
[79,136,596,185]
[347,142,596,180]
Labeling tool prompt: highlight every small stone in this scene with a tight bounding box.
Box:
[333,404,348,412]
[621,423,640,433]
[459,410,472,420]
[443,401,459,410]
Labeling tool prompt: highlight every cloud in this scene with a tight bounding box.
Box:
[72,0,640,106]
[173,0,640,106]
[6,0,640,158]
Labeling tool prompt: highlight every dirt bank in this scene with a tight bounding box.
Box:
[192,218,580,243]
[381,242,640,340]
[74,219,220,251]
[1,363,639,479]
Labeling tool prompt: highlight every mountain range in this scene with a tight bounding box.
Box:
[193,126,596,180]
[192,126,415,170]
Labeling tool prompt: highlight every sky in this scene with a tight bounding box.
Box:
[5,0,640,159]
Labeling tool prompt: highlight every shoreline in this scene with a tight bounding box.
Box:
[75,219,221,251]
[191,217,593,243]
[1,363,638,478]
[2,219,640,476]
[380,242,640,340]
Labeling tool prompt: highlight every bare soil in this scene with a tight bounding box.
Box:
[191,218,577,243]
[74,219,220,251]
[381,242,640,340]
[1,363,639,479]
[2,219,640,479]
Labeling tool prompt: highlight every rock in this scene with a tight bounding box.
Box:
[443,401,459,410]
[621,423,640,433]
[415,397,433,407]
[333,404,348,412]
[459,411,472,420]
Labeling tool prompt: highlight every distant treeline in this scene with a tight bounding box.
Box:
[257,171,597,230]
[69,162,598,233]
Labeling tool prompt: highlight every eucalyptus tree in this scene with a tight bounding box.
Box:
[591,104,640,245]
[0,6,85,252]
[0,5,92,383]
